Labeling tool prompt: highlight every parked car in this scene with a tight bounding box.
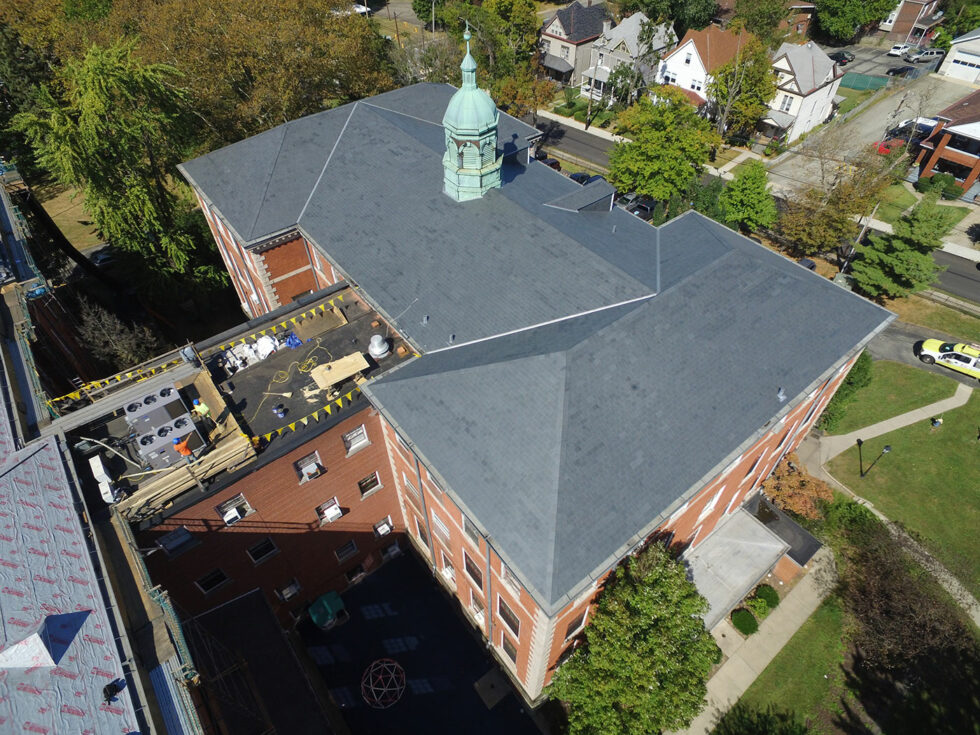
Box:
[626,198,657,221]
[829,50,855,65]
[799,258,817,271]
[914,339,980,380]
[903,47,945,63]
[615,191,641,207]
[569,172,591,185]
[539,158,561,171]
[886,65,915,77]
[585,174,606,185]
[887,43,913,57]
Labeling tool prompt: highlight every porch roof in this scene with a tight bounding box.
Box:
[542,53,574,73]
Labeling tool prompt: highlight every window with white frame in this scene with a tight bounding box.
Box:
[247,537,279,564]
[501,563,521,594]
[335,539,358,562]
[598,52,605,64]
[316,497,343,524]
[560,46,569,60]
[358,471,382,497]
[373,515,393,538]
[684,52,692,64]
[403,471,420,498]
[275,579,301,601]
[395,431,412,453]
[431,510,450,541]
[463,515,481,547]
[294,452,324,481]
[216,494,253,526]
[542,39,551,54]
[502,633,518,664]
[155,526,198,557]
[564,609,587,640]
[471,590,485,622]
[780,94,792,112]
[195,568,230,594]
[464,552,483,589]
[342,424,369,454]
[498,597,521,637]
[664,71,678,84]
[441,551,456,583]
[414,517,429,549]
[691,79,702,91]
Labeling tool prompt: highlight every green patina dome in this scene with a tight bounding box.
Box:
[442,29,498,133]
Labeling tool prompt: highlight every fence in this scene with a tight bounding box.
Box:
[840,72,889,90]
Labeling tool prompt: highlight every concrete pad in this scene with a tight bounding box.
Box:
[711,619,743,659]
[474,667,510,709]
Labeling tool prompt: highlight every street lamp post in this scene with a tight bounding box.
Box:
[861,443,892,478]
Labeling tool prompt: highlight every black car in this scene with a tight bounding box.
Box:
[539,158,561,171]
[569,172,591,185]
[584,174,606,185]
[829,50,855,65]
[626,198,658,221]
[887,65,915,77]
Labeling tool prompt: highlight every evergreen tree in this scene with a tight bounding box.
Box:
[721,159,777,232]
[549,543,719,735]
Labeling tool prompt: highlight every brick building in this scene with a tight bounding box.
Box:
[177,43,893,706]
[916,87,980,197]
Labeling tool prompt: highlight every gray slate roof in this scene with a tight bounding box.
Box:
[598,13,674,57]
[774,41,838,95]
[183,81,894,614]
[953,27,980,44]
[546,2,608,43]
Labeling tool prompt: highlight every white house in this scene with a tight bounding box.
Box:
[657,25,753,108]
[580,13,676,100]
[761,42,843,143]
[938,27,980,84]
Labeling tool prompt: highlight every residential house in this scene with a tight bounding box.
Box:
[175,46,893,706]
[916,87,980,198]
[714,0,816,37]
[762,41,843,142]
[878,0,943,43]
[657,25,755,108]
[540,0,609,84]
[580,13,676,100]
[938,27,980,83]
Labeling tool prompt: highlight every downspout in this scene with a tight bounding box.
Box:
[413,455,437,572]
[484,537,495,646]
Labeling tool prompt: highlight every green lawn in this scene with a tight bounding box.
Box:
[826,360,959,435]
[837,88,874,116]
[876,183,917,225]
[735,596,845,732]
[712,147,741,166]
[827,392,980,599]
[730,160,755,178]
[937,203,971,229]
[887,295,980,343]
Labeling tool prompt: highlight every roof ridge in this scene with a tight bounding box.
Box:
[360,99,446,128]
[547,349,570,600]
[244,124,289,240]
[297,102,360,223]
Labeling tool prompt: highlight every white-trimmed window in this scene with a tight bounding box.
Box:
[414,517,429,549]
[358,471,382,498]
[247,537,279,564]
[560,45,569,60]
[276,579,301,601]
[684,52,692,64]
[403,471,420,498]
[498,597,521,637]
[374,515,393,538]
[217,494,253,526]
[780,94,792,112]
[195,569,230,594]
[501,563,521,594]
[502,633,518,664]
[342,424,369,454]
[471,590,486,624]
[464,552,483,589]
[294,452,324,481]
[316,497,343,524]
[564,609,587,641]
[463,515,481,547]
[335,539,358,562]
[431,510,451,541]
[441,552,456,583]
[156,526,198,557]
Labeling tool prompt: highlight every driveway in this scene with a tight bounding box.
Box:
[867,320,979,387]
[768,74,975,197]
[934,251,980,304]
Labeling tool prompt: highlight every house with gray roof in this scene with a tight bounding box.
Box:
[763,41,843,143]
[580,12,676,101]
[938,27,980,84]
[539,0,609,84]
[179,44,893,705]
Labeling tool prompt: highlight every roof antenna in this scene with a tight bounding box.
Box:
[448,333,456,345]
[421,314,429,325]
[776,387,786,403]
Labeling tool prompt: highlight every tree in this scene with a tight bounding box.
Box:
[720,159,777,231]
[761,453,833,520]
[548,543,719,735]
[608,88,721,204]
[440,0,539,81]
[412,0,444,30]
[12,43,205,278]
[708,33,776,138]
[390,34,461,87]
[493,61,556,126]
[816,0,897,42]
[77,298,166,370]
[689,176,726,222]
[818,350,871,431]
[621,0,715,33]
[606,61,646,105]
[849,195,952,300]
[0,23,53,174]
[778,187,857,254]
[734,0,791,48]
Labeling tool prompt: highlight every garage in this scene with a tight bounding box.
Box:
[946,51,980,83]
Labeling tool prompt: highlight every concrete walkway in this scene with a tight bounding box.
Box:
[668,547,837,735]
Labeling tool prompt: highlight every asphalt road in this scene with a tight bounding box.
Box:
[532,118,615,170]
[867,320,978,386]
[934,251,980,304]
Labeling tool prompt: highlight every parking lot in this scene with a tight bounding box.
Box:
[825,43,942,77]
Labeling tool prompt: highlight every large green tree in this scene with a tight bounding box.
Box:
[721,159,777,232]
[778,187,858,254]
[849,195,952,300]
[493,61,556,126]
[734,0,792,48]
[621,0,716,33]
[0,23,52,172]
[708,33,776,138]
[440,0,539,81]
[12,42,208,279]
[816,0,897,41]
[608,88,721,204]
[549,543,719,735]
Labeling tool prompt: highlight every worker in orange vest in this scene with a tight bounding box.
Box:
[173,435,196,461]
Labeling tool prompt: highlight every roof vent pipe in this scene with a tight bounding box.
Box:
[368,334,390,359]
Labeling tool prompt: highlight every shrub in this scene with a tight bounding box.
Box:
[916,172,956,194]
[732,608,758,635]
[941,183,964,200]
[573,109,588,123]
[762,452,833,520]
[754,584,780,609]
[818,350,872,431]
[563,87,578,105]
[554,104,574,117]
[745,596,770,619]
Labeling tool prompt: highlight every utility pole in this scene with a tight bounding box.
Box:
[393,12,401,45]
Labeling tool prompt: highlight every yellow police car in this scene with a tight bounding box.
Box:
[914,339,980,380]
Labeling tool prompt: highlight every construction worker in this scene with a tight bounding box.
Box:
[192,398,216,432]
[173,435,196,462]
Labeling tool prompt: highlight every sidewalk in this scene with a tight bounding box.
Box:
[667,547,837,735]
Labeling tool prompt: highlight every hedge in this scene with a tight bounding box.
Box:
[732,608,759,635]
[754,584,780,609]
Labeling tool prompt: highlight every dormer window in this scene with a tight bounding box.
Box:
[685,53,692,65]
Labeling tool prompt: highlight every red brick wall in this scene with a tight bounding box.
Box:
[140,409,403,625]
